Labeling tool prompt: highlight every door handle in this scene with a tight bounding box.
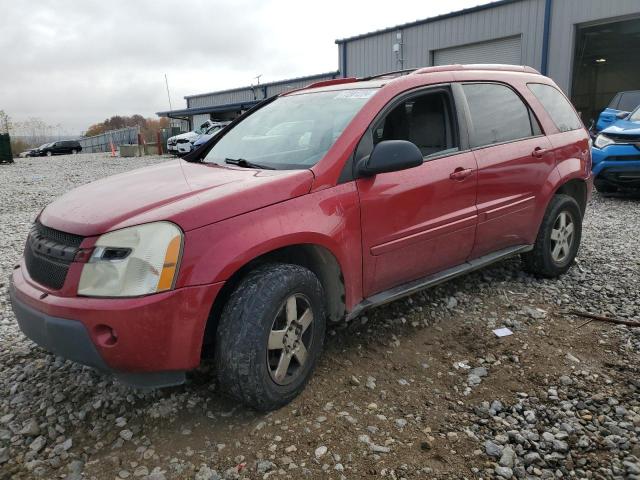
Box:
[532,147,548,158]
[449,167,474,180]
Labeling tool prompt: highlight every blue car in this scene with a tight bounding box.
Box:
[191,121,231,150]
[592,106,640,193]
[594,90,640,134]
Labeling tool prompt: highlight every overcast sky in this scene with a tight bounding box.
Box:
[1,0,492,134]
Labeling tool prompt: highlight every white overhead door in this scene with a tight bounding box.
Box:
[433,36,522,66]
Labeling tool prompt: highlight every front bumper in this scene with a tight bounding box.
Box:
[10,263,223,388]
[592,144,640,188]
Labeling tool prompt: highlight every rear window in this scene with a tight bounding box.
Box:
[618,91,640,113]
[528,83,583,132]
[462,83,538,148]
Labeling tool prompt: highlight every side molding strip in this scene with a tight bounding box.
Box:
[346,244,533,320]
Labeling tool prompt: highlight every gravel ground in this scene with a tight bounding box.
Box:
[1,154,639,480]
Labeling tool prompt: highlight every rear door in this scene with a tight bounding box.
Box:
[356,86,478,296]
[459,82,554,258]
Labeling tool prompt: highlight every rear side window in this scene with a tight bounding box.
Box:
[462,83,537,148]
[528,83,583,132]
[618,91,640,112]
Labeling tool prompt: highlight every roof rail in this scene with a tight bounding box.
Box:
[359,68,418,81]
[414,64,541,75]
[306,77,358,89]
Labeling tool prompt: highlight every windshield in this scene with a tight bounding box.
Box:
[202,89,377,169]
[629,106,640,122]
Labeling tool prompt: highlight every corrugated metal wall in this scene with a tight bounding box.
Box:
[433,35,522,65]
[186,72,339,109]
[547,0,640,93]
[341,0,545,77]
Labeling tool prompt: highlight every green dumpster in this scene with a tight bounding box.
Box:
[0,134,13,163]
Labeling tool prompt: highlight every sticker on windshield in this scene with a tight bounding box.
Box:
[334,89,377,99]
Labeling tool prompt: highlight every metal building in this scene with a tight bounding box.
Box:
[336,0,640,123]
[160,0,640,131]
[158,71,339,131]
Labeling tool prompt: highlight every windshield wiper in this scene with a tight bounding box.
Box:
[224,158,275,170]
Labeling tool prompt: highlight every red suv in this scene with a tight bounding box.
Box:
[10,65,592,410]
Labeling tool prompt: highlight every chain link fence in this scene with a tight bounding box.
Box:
[79,126,140,153]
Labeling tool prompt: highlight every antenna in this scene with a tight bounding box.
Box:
[164,74,173,111]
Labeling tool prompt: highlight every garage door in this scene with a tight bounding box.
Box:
[191,114,211,131]
[433,36,522,66]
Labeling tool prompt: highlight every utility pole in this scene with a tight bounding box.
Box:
[164,74,173,111]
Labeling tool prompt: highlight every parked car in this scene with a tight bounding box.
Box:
[10,65,592,411]
[592,105,640,193]
[166,120,216,155]
[38,140,82,156]
[188,121,232,152]
[19,148,39,158]
[592,90,640,135]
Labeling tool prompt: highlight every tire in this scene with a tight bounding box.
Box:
[215,263,326,411]
[594,181,617,194]
[46,151,52,157]
[71,149,77,154]
[522,194,582,278]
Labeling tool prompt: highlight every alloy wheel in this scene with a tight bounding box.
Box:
[267,294,314,386]
[550,211,575,264]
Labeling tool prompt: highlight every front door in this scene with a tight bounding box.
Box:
[356,87,478,296]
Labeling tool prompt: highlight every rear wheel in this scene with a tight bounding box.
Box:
[522,194,582,277]
[71,149,77,154]
[215,263,326,411]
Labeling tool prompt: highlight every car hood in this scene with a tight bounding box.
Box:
[39,159,314,237]
[169,131,199,142]
[601,120,640,137]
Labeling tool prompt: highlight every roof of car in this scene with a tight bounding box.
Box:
[289,64,541,95]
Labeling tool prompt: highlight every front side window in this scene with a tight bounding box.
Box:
[629,106,640,122]
[203,89,377,169]
[528,83,583,132]
[372,90,459,157]
[462,83,537,148]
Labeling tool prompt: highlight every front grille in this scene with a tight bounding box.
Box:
[24,222,84,290]
[610,155,640,162]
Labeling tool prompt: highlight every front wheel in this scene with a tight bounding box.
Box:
[46,151,52,157]
[522,194,582,277]
[71,149,77,154]
[215,263,326,411]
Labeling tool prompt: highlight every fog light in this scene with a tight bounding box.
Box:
[94,324,118,347]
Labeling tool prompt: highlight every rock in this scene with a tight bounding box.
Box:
[20,418,40,436]
[495,466,513,478]
[315,446,328,458]
[524,452,542,465]
[499,446,516,468]
[395,418,408,429]
[559,375,573,385]
[565,353,581,363]
[0,447,9,464]
[369,444,391,453]
[485,440,503,458]
[365,376,376,390]
[256,460,275,474]
[119,429,134,441]
[349,375,360,386]
[29,435,46,452]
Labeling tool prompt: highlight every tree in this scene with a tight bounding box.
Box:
[0,110,10,134]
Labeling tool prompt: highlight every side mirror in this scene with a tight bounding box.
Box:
[616,111,629,119]
[357,140,423,177]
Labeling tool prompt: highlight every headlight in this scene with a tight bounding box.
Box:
[78,222,183,297]
[594,134,615,149]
